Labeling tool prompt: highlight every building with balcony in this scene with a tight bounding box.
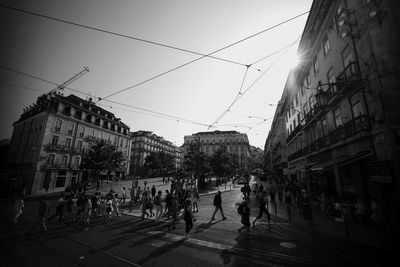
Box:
[266,0,400,219]
[130,131,182,177]
[5,93,131,195]
[264,98,288,182]
[182,130,251,172]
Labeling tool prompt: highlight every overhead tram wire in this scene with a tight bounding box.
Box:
[0,65,210,128]
[0,4,249,69]
[0,5,309,101]
[208,36,300,129]
[96,11,310,101]
[208,65,250,129]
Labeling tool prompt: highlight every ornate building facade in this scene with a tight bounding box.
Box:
[182,130,251,172]
[6,93,131,195]
[130,131,182,177]
[265,0,400,230]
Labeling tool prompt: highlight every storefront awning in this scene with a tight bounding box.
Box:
[310,151,373,171]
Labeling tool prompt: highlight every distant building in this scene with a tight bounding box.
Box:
[182,130,251,172]
[6,93,131,195]
[130,131,182,177]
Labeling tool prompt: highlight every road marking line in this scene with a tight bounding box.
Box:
[148,231,233,251]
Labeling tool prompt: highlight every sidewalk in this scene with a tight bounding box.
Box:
[256,180,392,250]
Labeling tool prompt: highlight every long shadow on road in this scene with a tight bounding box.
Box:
[194,219,222,234]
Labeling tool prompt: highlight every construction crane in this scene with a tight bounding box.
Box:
[48,67,89,95]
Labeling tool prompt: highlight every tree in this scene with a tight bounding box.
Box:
[80,138,124,183]
[209,145,231,179]
[182,141,210,188]
[144,151,174,177]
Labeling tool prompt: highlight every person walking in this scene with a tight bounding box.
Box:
[48,193,66,224]
[83,196,92,230]
[112,193,121,217]
[28,196,50,234]
[191,187,200,213]
[284,188,293,221]
[211,191,227,221]
[121,187,127,207]
[183,199,196,237]
[164,190,172,219]
[12,195,24,223]
[237,197,251,239]
[140,192,149,219]
[252,191,271,228]
[154,191,163,220]
[169,193,179,230]
[151,185,156,200]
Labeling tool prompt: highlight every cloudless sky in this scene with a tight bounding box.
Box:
[0,0,313,149]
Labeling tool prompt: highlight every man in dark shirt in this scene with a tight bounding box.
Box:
[211,191,227,221]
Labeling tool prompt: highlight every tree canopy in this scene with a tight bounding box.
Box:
[80,138,124,181]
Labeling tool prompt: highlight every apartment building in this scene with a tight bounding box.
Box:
[182,130,251,172]
[264,98,288,181]
[266,0,400,217]
[6,93,131,195]
[130,131,182,176]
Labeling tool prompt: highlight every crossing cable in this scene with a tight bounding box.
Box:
[0,4,248,69]
[96,11,310,101]
[209,36,301,129]
[0,4,309,101]
[0,65,210,127]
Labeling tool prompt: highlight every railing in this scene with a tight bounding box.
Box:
[286,124,303,143]
[288,115,370,161]
[40,162,69,170]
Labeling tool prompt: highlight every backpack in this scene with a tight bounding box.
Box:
[237,203,244,215]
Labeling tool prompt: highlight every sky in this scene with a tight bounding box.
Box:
[0,0,313,149]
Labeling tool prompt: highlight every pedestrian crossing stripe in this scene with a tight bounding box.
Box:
[148,231,233,251]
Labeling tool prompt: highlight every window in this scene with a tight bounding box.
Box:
[42,171,52,189]
[74,157,80,167]
[297,113,301,125]
[47,154,55,164]
[350,93,363,118]
[77,140,83,150]
[91,129,95,137]
[67,122,74,135]
[62,155,68,165]
[322,34,330,55]
[78,126,85,137]
[98,131,102,139]
[125,139,128,148]
[334,107,342,127]
[313,56,319,74]
[65,138,71,148]
[55,119,62,132]
[51,136,59,146]
[327,67,336,93]
[342,45,354,69]
[114,136,118,146]
[55,170,67,187]
[120,138,124,147]
[71,171,78,185]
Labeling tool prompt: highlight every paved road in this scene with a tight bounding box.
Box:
[1,177,395,266]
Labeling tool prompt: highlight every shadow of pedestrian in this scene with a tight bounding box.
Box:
[136,237,186,265]
[194,219,220,234]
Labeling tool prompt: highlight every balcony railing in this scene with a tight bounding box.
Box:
[336,61,361,92]
[40,161,69,170]
[288,115,370,161]
[286,124,303,143]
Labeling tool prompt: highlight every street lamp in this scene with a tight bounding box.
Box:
[314,82,330,107]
